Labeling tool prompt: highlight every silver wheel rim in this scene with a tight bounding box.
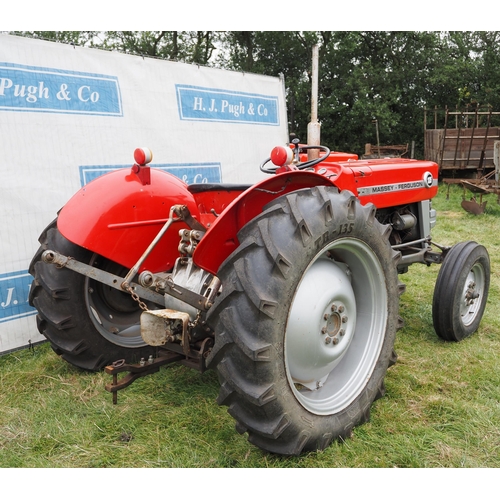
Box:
[285,238,388,415]
[84,255,147,348]
[460,262,486,327]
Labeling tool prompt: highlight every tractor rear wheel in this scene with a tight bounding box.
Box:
[207,186,403,455]
[29,220,156,371]
[432,241,490,342]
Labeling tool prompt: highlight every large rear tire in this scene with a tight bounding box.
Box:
[432,241,490,342]
[206,186,403,455]
[29,220,156,371]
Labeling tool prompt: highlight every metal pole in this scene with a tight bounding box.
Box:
[307,44,320,159]
[373,119,381,158]
[494,141,500,184]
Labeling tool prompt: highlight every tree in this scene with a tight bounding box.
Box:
[100,31,221,66]
[11,31,100,46]
[10,31,500,157]
[219,31,455,156]
[218,31,321,139]
[11,31,221,66]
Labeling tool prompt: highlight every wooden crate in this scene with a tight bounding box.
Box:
[425,127,500,172]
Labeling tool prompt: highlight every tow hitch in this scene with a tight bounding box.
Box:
[105,337,213,404]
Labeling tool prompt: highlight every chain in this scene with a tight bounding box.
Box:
[123,283,149,311]
[190,309,202,330]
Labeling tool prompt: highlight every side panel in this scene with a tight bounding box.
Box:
[345,159,439,207]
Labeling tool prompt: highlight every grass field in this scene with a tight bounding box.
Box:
[0,182,499,470]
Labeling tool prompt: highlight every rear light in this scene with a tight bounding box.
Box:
[270,145,293,167]
[134,147,153,166]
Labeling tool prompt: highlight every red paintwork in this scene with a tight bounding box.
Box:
[190,188,244,228]
[332,158,438,206]
[193,158,438,275]
[193,171,333,275]
[57,166,200,272]
[57,151,439,278]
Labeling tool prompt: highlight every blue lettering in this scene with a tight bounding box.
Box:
[176,85,280,125]
[0,272,36,323]
[0,63,122,116]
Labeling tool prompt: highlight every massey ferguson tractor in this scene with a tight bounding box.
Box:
[29,140,490,456]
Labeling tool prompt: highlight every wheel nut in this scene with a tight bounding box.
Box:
[321,327,327,334]
[339,329,345,336]
[338,305,345,313]
[332,337,339,345]
[342,316,348,323]
[331,304,337,312]
[325,337,331,344]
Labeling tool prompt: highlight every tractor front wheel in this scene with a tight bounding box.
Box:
[432,241,490,342]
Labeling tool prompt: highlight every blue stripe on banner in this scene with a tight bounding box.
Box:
[0,271,36,323]
[175,84,280,125]
[79,163,222,187]
[0,62,122,116]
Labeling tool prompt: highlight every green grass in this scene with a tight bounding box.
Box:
[1,183,499,468]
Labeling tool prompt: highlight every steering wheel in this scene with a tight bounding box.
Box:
[260,143,331,174]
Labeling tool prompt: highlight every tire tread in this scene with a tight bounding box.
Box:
[207,186,400,455]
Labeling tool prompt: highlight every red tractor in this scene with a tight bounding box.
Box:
[29,140,490,455]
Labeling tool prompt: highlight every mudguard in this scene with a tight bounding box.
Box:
[193,170,333,275]
[57,165,199,273]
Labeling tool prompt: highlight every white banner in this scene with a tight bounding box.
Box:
[0,34,288,354]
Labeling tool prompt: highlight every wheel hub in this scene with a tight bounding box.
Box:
[322,301,350,346]
[464,280,479,306]
[85,255,147,347]
[286,258,356,391]
[460,264,486,326]
[285,237,388,415]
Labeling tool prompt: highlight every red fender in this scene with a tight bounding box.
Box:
[193,170,334,275]
[57,166,199,273]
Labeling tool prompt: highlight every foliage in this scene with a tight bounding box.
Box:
[99,31,221,65]
[10,31,221,66]
[11,31,102,46]
[216,31,500,157]
[312,32,444,155]
[8,31,500,157]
